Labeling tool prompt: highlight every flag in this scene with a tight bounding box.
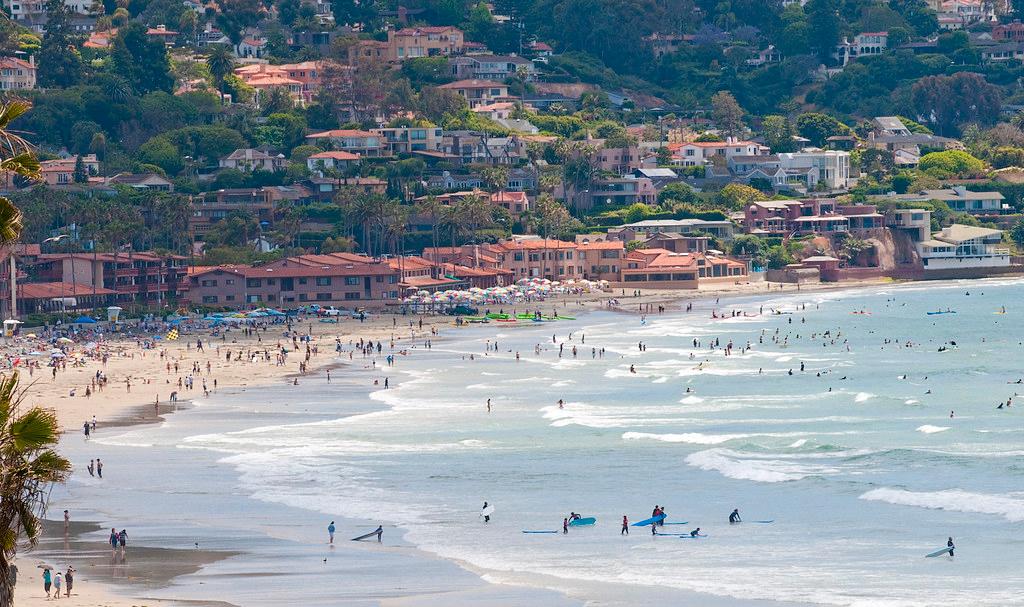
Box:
[166,329,179,341]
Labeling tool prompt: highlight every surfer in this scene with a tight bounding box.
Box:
[482,502,491,522]
[729,509,742,524]
[946,537,955,557]
[690,527,701,537]
[563,518,569,534]
[621,516,629,535]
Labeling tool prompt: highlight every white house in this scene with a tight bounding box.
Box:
[306,150,361,174]
[220,149,286,172]
[672,138,763,167]
[917,224,1009,271]
[777,150,851,190]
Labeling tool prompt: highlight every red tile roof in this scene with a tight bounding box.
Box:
[20,282,116,299]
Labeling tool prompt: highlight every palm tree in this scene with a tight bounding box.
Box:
[206,45,236,105]
[415,196,443,278]
[0,372,73,606]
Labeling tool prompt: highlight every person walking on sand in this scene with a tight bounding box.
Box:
[87,460,94,477]
[96,459,103,478]
[64,567,73,597]
[328,521,335,544]
[52,571,61,599]
[83,421,90,440]
[621,515,629,535]
[64,510,69,533]
[375,525,383,542]
[42,567,51,598]
[119,529,127,556]
[109,528,118,556]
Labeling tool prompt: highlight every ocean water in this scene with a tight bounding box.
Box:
[63,278,1024,606]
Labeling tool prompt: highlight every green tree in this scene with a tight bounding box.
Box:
[716,183,763,210]
[796,112,850,147]
[112,22,174,94]
[762,114,796,152]
[73,154,87,183]
[0,373,72,607]
[806,0,841,62]
[37,0,84,88]
[1011,217,1024,249]
[918,150,986,178]
[711,91,745,137]
[911,73,1002,136]
[206,45,236,104]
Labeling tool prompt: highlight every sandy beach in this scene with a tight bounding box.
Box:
[7,275,903,607]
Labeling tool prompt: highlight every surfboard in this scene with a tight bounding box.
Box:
[926,547,953,558]
[662,521,689,525]
[569,517,596,526]
[753,520,775,524]
[680,534,708,538]
[480,505,495,517]
[632,513,666,527]
[351,530,379,541]
[654,532,687,536]
[926,311,956,315]
[522,530,558,534]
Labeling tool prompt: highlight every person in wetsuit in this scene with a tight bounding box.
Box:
[729,509,741,524]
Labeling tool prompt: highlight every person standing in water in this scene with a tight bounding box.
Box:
[621,515,629,535]
[482,502,490,523]
[375,525,383,542]
[729,509,742,524]
[328,521,335,544]
[946,537,955,557]
[563,518,569,534]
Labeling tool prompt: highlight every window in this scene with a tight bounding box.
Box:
[267,278,276,285]
[226,295,235,301]
[200,280,217,287]
[375,275,383,282]
[202,295,218,303]
[316,293,332,301]
[315,277,332,286]
[344,292,361,300]
[344,276,360,285]
[388,275,397,284]
[226,279,235,285]
[298,278,307,285]
[299,294,308,301]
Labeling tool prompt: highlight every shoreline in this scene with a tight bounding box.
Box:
[13,274,1023,607]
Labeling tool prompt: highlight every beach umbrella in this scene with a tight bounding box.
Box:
[25,333,36,338]
[56,337,73,344]
[74,315,97,324]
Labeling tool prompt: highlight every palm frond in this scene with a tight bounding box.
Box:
[0,196,22,247]
[8,408,60,451]
[0,151,40,181]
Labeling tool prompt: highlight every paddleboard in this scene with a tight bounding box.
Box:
[351,530,379,541]
[569,517,596,526]
[632,513,666,527]
[926,547,953,558]
[522,530,558,534]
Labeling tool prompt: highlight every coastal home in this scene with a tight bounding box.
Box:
[306,176,386,202]
[387,26,464,60]
[564,176,656,210]
[105,173,174,192]
[490,191,530,216]
[0,56,36,91]
[899,187,1006,215]
[306,151,361,174]
[374,126,444,155]
[834,31,887,65]
[235,36,268,58]
[451,54,536,81]
[305,130,385,157]
[494,238,581,280]
[219,149,286,172]
[742,199,882,236]
[917,224,1009,271]
[39,154,100,186]
[776,150,851,190]
[191,188,277,235]
[671,138,764,167]
[437,80,512,108]
[993,20,1024,41]
[608,218,735,241]
[233,63,308,104]
[619,248,747,288]
[745,45,781,67]
[595,146,653,174]
[886,208,932,242]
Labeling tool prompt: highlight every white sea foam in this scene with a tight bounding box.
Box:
[684,448,844,482]
[623,431,750,445]
[917,425,950,434]
[860,488,1024,522]
[679,395,704,404]
[854,392,875,403]
[789,439,808,448]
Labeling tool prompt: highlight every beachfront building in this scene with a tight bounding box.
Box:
[34,251,189,307]
[916,224,1010,272]
[619,248,747,288]
[743,199,884,236]
[219,149,287,172]
[305,130,386,157]
[387,26,464,60]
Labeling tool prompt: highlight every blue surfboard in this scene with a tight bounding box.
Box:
[522,530,558,534]
[631,513,667,527]
[569,517,596,526]
[925,546,953,558]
